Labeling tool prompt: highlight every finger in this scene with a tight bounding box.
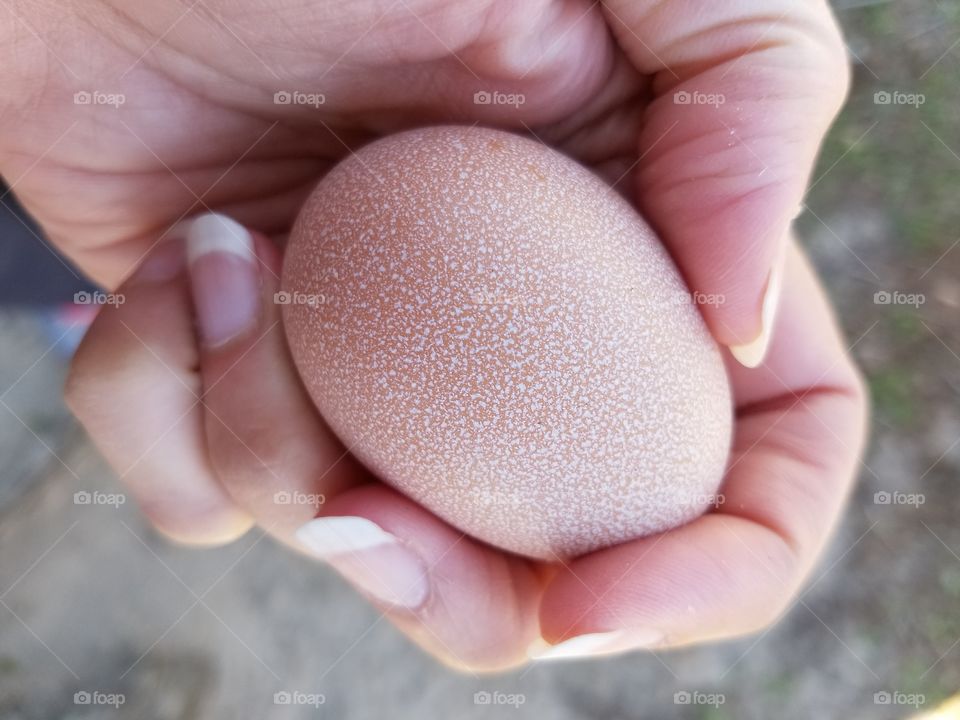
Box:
[297,483,544,672]
[184,213,366,538]
[534,241,867,659]
[65,238,253,545]
[183,213,546,670]
[605,0,850,364]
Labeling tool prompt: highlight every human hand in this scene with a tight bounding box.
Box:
[65,215,866,670]
[3,0,848,360]
[6,0,865,670]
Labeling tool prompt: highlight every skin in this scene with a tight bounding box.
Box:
[1,0,866,670]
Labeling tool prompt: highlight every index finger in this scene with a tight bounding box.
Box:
[607,0,850,364]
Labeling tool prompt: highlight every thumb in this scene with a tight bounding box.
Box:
[605,0,849,365]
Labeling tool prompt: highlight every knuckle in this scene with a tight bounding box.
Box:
[803,9,852,107]
[63,360,87,419]
[208,420,291,492]
[64,338,114,426]
[746,591,794,635]
[741,547,802,635]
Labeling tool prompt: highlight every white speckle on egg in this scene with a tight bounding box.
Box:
[282,125,732,560]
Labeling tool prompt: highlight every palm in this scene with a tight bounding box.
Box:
[4,0,636,285]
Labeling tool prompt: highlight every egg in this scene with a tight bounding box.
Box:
[281,125,731,560]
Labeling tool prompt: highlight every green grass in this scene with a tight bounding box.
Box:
[897,654,952,707]
[939,566,960,598]
[695,705,734,720]
[862,3,896,37]
[809,42,960,258]
[763,674,796,700]
[890,307,925,342]
[868,368,915,426]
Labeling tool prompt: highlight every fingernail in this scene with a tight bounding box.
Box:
[528,628,662,661]
[295,516,429,610]
[186,213,259,347]
[729,258,783,369]
[153,505,254,547]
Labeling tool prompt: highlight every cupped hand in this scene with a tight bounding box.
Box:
[5,0,866,670]
[3,0,848,356]
[65,216,866,671]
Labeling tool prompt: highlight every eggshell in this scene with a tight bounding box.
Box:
[282,125,731,560]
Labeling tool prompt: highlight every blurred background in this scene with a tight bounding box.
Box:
[1,1,958,718]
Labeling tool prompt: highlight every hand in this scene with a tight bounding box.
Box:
[5,0,864,670]
[65,216,866,670]
[3,0,848,358]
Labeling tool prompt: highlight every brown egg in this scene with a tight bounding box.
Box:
[282,126,731,560]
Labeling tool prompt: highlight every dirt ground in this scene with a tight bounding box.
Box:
[2,1,959,718]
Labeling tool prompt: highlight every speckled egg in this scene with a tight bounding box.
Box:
[282,125,731,560]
